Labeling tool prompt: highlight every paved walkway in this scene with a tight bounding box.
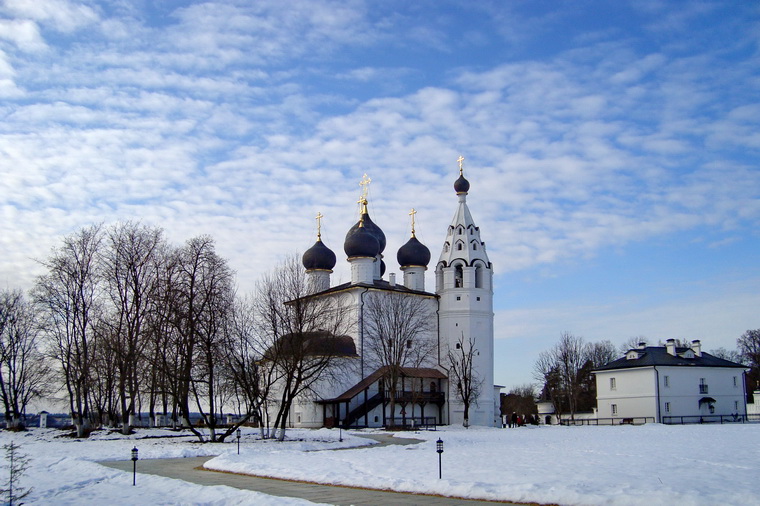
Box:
[100,434,524,505]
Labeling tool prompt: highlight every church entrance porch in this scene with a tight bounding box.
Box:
[319,366,446,429]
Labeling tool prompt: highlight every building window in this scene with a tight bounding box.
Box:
[611,404,618,416]
[734,401,739,411]
[699,378,708,394]
[664,376,669,387]
[610,378,616,391]
[733,376,738,387]
[456,296,461,301]
[665,402,670,413]
[455,342,461,350]
[406,339,412,349]
[476,296,481,301]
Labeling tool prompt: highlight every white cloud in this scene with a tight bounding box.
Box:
[1,0,99,33]
[0,19,47,51]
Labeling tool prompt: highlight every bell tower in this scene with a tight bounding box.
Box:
[436,156,495,427]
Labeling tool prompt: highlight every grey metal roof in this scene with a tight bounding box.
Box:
[594,346,748,372]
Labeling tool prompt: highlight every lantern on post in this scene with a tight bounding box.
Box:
[131,447,139,486]
[436,439,444,479]
[236,429,241,455]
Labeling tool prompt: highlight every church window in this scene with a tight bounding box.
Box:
[472,243,477,250]
[457,243,463,251]
[456,342,461,349]
[455,265,463,287]
[444,242,449,252]
[406,339,412,349]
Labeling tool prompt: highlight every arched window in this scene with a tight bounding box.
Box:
[455,265,463,287]
[472,242,478,250]
[457,242,463,251]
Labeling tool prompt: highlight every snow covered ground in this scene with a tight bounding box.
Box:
[0,423,758,505]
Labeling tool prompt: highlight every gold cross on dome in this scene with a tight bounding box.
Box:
[315,212,324,240]
[457,155,465,175]
[359,173,371,200]
[409,208,417,236]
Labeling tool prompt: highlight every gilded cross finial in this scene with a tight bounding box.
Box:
[457,155,465,175]
[409,208,417,237]
[358,173,371,214]
[315,212,324,240]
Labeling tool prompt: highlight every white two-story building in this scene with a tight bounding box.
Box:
[594,340,748,423]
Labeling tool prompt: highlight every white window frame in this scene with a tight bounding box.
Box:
[664,375,670,388]
[611,404,618,416]
[610,377,616,391]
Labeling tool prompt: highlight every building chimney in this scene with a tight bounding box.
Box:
[691,339,702,357]
[389,272,396,287]
[638,341,646,350]
[666,339,676,356]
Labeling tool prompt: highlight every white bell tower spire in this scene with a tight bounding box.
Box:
[436,156,496,427]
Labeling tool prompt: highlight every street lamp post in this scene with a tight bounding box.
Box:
[436,439,444,479]
[131,447,139,486]
[236,429,241,455]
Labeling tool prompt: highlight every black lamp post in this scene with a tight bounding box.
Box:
[131,447,138,486]
[436,439,444,479]
[236,429,241,455]
[339,420,343,443]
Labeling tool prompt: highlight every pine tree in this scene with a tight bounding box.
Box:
[1,442,31,506]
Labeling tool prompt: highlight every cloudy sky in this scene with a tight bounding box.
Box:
[1,0,759,390]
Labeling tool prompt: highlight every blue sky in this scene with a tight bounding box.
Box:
[1,0,759,391]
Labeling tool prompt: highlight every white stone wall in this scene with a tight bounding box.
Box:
[595,367,658,420]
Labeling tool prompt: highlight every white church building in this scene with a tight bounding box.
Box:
[284,160,500,429]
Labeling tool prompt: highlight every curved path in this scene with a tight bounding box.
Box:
[100,434,525,505]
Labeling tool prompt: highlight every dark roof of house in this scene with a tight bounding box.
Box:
[318,366,447,403]
[594,346,748,372]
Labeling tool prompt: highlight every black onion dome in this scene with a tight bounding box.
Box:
[345,213,386,253]
[397,235,431,267]
[380,259,386,276]
[302,240,336,271]
[344,224,380,258]
[454,173,470,194]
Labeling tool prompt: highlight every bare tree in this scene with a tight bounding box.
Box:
[586,340,618,369]
[618,336,648,354]
[0,290,53,429]
[100,222,164,434]
[218,295,273,440]
[500,384,537,421]
[738,329,760,393]
[447,333,482,427]
[34,225,103,437]
[170,236,235,442]
[253,256,351,441]
[363,291,436,426]
[534,332,587,420]
[709,347,742,363]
